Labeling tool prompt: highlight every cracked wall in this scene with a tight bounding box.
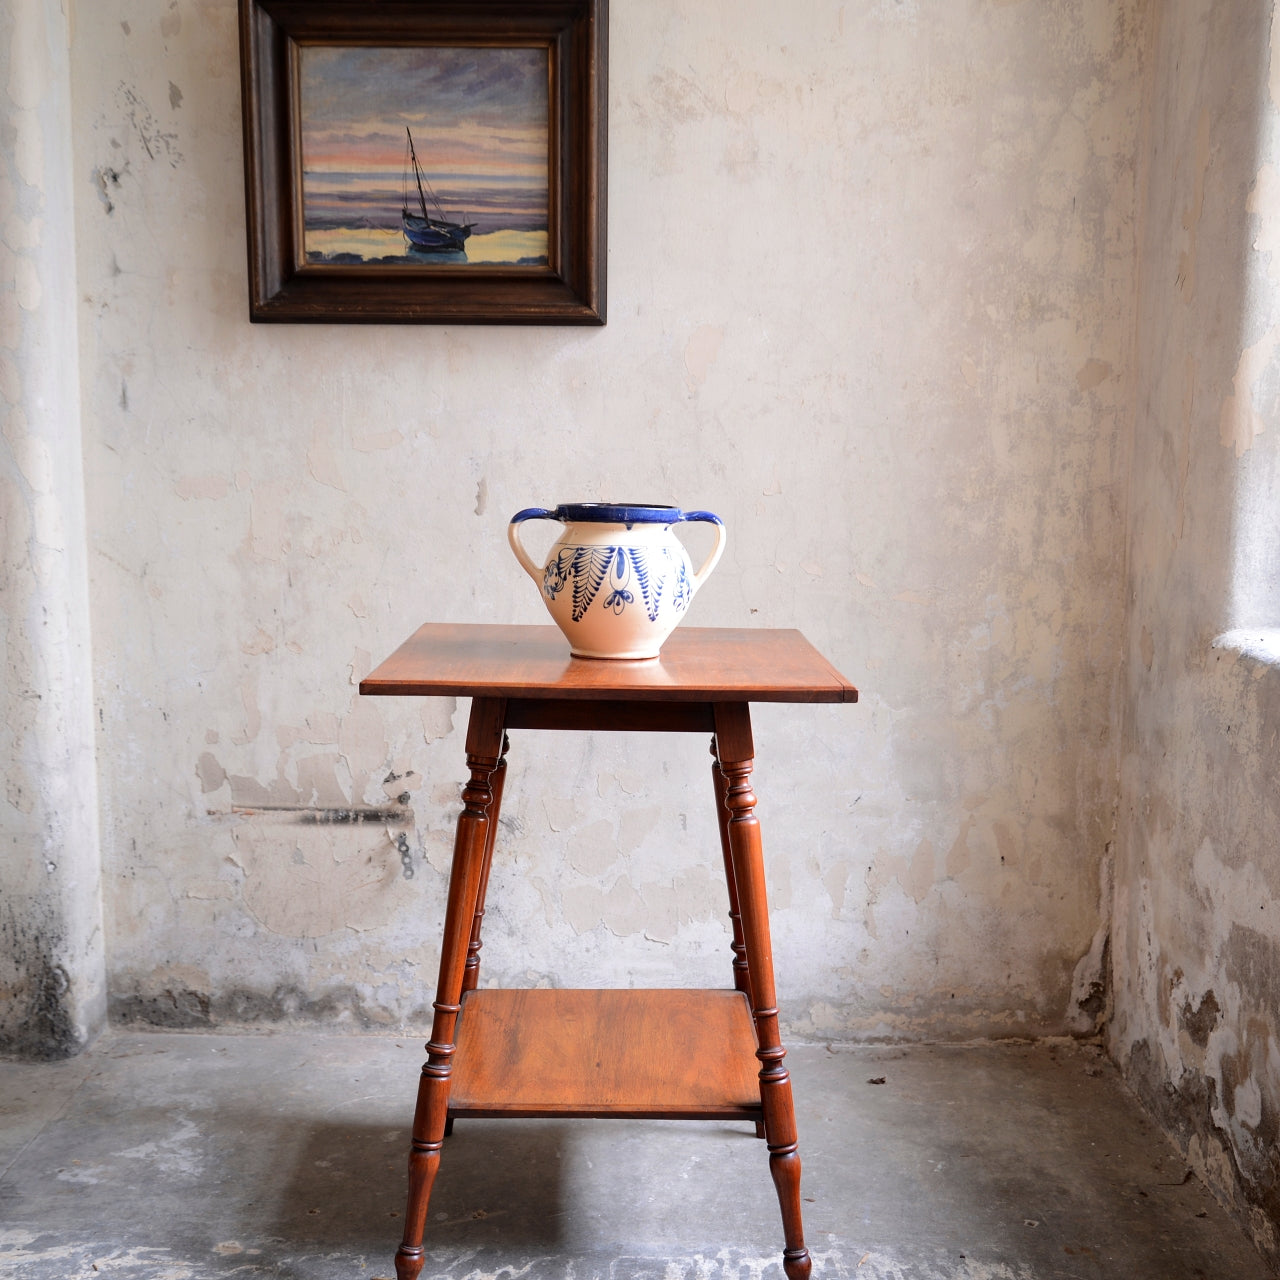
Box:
[54,0,1144,1047]
[1112,0,1280,1267]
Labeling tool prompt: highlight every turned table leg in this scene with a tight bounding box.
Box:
[395,698,506,1280]
[462,735,510,996]
[447,735,509,1139]
[712,738,765,1139]
[711,738,754,1003]
[714,702,811,1280]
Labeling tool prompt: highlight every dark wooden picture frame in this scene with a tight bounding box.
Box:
[238,0,607,324]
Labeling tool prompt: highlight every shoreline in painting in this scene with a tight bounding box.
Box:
[306,226,548,267]
[301,170,548,266]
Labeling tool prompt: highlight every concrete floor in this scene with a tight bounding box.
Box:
[0,1030,1270,1280]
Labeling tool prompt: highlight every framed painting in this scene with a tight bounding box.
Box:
[238,0,607,324]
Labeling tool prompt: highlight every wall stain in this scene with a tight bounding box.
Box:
[1126,942,1280,1266]
[1180,988,1220,1048]
[0,903,82,1060]
[110,983,433,1032]
[1224,922,1280,996]
[212,802,413,825]
[1075,934,1110,1025]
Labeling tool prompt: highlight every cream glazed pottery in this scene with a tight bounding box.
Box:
[508,503,727,659]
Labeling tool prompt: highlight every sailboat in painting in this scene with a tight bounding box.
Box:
[401,127,473,253]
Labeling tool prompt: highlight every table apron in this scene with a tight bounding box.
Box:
[503,697,718,733]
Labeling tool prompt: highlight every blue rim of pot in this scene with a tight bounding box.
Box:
[511,503,723,526]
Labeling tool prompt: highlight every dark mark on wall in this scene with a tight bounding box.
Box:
[116,84,182,167]
[1076,935,1111,1028]
[107,985,211,1028]
[110,983,433,1032]
[209,803,413,825]
[1220,926,1280,1230]
[1127,976,1280,1271]
[0,903,86,1060]
[1180,988,1221,1048]
[1224,921,1280,995]
[92,164,124,215]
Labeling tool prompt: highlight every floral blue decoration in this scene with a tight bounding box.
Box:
[543,544,691,622]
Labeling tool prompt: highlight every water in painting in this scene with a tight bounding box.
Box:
[299,45,549,266]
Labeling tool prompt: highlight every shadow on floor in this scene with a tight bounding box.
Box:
[270,1116,574,1254]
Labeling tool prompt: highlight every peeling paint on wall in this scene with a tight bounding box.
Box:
[1219,323,1280,458]
[1114,0,1280,1263]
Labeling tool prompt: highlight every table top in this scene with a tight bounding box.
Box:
[360,624,857,704]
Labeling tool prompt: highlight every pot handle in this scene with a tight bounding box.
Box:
[508,508,557,584]
[679,511,727,590]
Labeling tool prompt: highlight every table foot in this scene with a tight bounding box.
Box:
[769,1132,810,1278]
[394,1246,425,1280]
[782,1247,813,1280]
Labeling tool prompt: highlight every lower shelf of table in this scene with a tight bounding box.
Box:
[448,987,764,1121]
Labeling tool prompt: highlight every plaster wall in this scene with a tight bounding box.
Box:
[0,0,106,1058]
[1111,0,1280,1266]
[57,0,1143,1042]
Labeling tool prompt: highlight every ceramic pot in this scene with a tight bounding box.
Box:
[509,503,726,659]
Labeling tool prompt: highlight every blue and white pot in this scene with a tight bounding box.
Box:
[509,503,727,659]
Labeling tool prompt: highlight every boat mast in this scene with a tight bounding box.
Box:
[406,127,431,222]
[402,134,411,216]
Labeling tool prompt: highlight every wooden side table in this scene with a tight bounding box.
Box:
[361,624,857,1280]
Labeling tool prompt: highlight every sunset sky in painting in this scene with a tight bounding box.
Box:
[299,45,549,183]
